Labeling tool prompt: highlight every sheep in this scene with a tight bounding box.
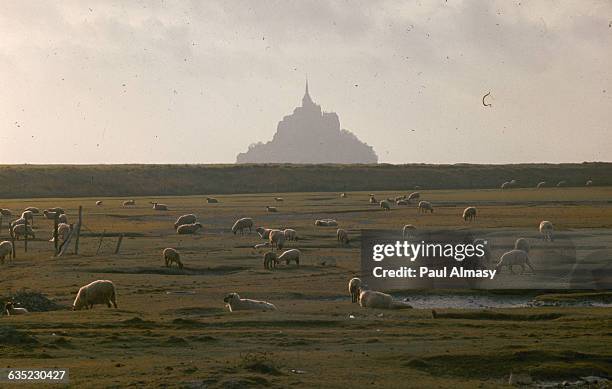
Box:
[256,227,273,239]
[263,251,278,269]
[0,209,12,217]
[96,200,103,206]
[43,210,60,220]
[337,228,350,245]
[586,179,593,186]
[269,229,285,250]
[21,210,34,223]
[275,197,284,202]
[418,201,434,213]
[11,217,26,226]
[266,206,278,212]
[315,219,338,227]
[177,222,203,235]
[58,214,68,224]
[463,206,477,222]
[49,223,71,242]
[394,196,406,202]
[72,280,118,310]
[151,202,168,211]
[283,228,297,241]
[4,302,28,315]
[206,197,218,203]
[223,292,277,312]
[47,207,65,214]
[348,277,361,303]
[358,290,412,309]
[0,241,13,264]
[122,200,135,207]
[369,196,377,204]
[232,218,254,235]
[402,224,416,239]
[23,207,40,214]
[539,220,554,241]
[514,238,530,253]
[380,200,391,211]
[501,181,511,189]
[340,192,347,198]
[495,249,534,274]
[396,199,409,206]
[537,181,546,189]
[278,249,300,266]
[175,214,197,229]
[408,192,420,202]
[254,242,270,250]
[556,180,566,187]
[163,248,183,269]
[11,224,35,240]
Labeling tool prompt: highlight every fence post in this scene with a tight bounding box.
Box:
[114,234,124,255]
[9,222,15,260]
[53,214,59,256]
[96,230,106,256]
[24,217,28,253]
[74,206,82,255]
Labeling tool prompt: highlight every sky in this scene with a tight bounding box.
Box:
[0,0,611,164]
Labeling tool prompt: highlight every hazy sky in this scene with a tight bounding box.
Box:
[1,0,610,164]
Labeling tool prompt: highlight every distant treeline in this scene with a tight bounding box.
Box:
[0,163,609,198]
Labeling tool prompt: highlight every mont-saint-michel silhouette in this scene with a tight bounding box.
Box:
[236,82,378,164]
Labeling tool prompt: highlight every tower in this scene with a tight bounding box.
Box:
[302,78,314,107]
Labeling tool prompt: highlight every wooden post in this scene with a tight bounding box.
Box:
[96,230,106,256]
[9,222,15,260]
[24,217,28,253]
[53,214,59,256]
[114,234,124,255]
[58,225,74,257]
[74,206,82,255]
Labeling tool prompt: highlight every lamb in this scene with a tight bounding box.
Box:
[263,251,278,269]
[0,241,13,264]
[266,206,278,212]
[4,302,28,315]
[122,200,135,207]
[206,197,219,203]
[232,218,254,235]
[223,292,277,312]
[72,280,118,310]
[268,229,285,250]
[418,201,434,213]
[96,200,103,206]
[256,227,273,239]
[462,206,477,222]
[495,249,534,274]
[359,290,412,309]
[348,277,361,303]
[314,219,338,227]
[514,238,530,253]
[177,222,203,235]
[0,209,12,217]
[283,228,297,241]
[163,248,183,269]
[408,192,420,202]
[175,214,197,229]
[337,228,350,245]
[539,220,554,241]
[537,181,546,188]
[23,207,40,214]
[380,200,391,211]
[402,224,416,239]
[151,202,168,211]
[49,223,71,242]
[278,249,300,266]
[11,224,35,240]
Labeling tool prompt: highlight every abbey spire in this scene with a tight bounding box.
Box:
[302,79,314,107]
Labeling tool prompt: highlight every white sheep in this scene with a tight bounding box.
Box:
[0,241,13,264]
[175,214,197,229]
[206,197,219,203]
[418,201,434,213]
[223,292,277,312]
[501,181,511,189]
[96,200,103,206]
[268,229,285,250]
[163,248,183,269]
[359,290,412,309]
[586,179,593,186]
[278,249,300,266]
[275,197,284,202]
[24,207,40,214]
[11,224,35,240]
[340,192,347,198]
[463,206,477,222]
[314,219,338,227]
[369,196,377,204]
[402,224,416,239]
[47,207,65,214]
[495,249,534,274]
[348,277,361,303]
[232,218,254,235]
[514,238,530,253]
[11,217,26,226]
[0,209,12,217]
[72,280,118,310]
[49,223,71,242]
[266,206,278,212]
[256,227,272,239]
[21,210,34,222]
[539,220,554,241]
[537,181,546,189]
[408,192,420,202]
[283,228,297,241]
[43,210,60,220]
[122,200,135,207]
[396,199,409,206]
[177,223,203,235]
[4,302,28,315]
[151,202,168,211]
[337,228,350,245]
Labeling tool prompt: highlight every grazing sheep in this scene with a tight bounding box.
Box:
[47,207,65,214]
[0,209,12,217]
[369,196,377,204]
[586,179,593,186]
[151,202,168,211]
[43,210,60,220]
[340,192,347,198]
[418,201,434,213]
[11,224,35,240]
[539,221,554,241]
[177,223,203,235]
[337,228,350,245]
[283,228,297,241]
[537,181,547,189]
[556,181,566,187]
[495,249,534,274]
[11,217,26,226]
[256,227,273,239]
[359,290,412,309]
[402,224,416,239]
[206,197,218,204]
[315,219,338,227]
[24,207,40,214]
[4,302,28,315]
[49,223,71,242]
[268,229,285,250]
[380,200,391,211]
[408,192,420,202]
[163,248,183,269]
[266,206,278,212]
[396,199,409,206]
[463,206,477,222]
[278,249,300,266]
[232,218,254,235]
[122,200,135,207]
[348,277,361,303]
[72,280,118,310]
[21,210,34,223]
[263,251,278,269]
[175,214,197,229]
[275,197,284,202]
[96,200,103,206]
[0,241,13,264]
[223,292,277,312]
[58,214,68,224]
[514,238,530,253]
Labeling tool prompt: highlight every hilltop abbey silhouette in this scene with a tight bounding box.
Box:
[236,82,378,164]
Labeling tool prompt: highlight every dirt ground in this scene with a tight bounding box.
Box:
[1,187,611,388]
